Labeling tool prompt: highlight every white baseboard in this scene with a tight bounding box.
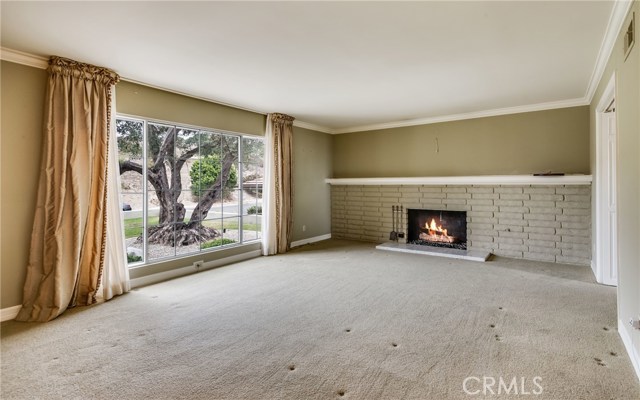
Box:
[1,305,22,322]
[291,233,332,248]
[130,249,262,288]
[619,319,640,382]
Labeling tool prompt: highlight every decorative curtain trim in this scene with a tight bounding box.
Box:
[48,56,120,86]
[97,93,130,302]
[17,56,121,322]
[269,113,295,124]
[95,79,116,303]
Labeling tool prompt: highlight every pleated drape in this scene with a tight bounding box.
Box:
[262,113,294,255]
[17,56,120,322]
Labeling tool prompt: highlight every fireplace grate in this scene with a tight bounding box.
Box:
[408,239,467,251]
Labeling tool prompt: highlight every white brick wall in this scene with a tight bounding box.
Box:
[331,185,591,266]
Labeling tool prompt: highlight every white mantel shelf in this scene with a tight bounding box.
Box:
[325,175,592,186]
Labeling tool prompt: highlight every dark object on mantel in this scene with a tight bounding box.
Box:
[533,172,565,176]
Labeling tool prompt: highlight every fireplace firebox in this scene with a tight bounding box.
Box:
[407,209,467,250]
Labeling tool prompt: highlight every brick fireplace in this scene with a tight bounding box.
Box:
[330,182,591,265]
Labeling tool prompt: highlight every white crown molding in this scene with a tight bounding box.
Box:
[584,0,634,103]
[292,120,333,134]
[0,47,48,69]
[3,17,627,138]
[332,97,589,134]
[0,47,264,114]
[0,46,334,133]
[0,47,266,116]
[316,0,633,134]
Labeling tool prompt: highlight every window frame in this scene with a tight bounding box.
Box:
[116,113,264,268]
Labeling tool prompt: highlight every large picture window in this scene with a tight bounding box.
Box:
[116,116,264,266]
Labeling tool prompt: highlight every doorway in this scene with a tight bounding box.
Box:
[594,74,618,286]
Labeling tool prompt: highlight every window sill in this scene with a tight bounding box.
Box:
[128,241,261,288]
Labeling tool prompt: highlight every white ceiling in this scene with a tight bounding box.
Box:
[0,1,621,133]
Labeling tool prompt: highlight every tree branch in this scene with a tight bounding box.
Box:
[119,160,143,175]
[153,127,176,170]
[175,147,199,171]
[171,146,200,192]
[147,170,159,184]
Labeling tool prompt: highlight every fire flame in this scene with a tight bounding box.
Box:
[419,218,454,243]
[427,218,448,237]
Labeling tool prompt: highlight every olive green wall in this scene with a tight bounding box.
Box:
[291,126,332,242]
[332,106,590,178]
[116,81,266,137]
[589,2,639,365]
[0,61,333,309]
[1,61,47,309]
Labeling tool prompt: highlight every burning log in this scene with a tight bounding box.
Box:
[419,218,455,243]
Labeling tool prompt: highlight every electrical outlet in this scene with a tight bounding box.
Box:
[302,225,306,232]
[193,260,204,270]
[630,318,640,330]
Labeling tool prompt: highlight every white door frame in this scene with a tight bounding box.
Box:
[594,73,618,286]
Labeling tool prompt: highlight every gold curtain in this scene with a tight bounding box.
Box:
[16,57,120,322]
[263,113,294,255]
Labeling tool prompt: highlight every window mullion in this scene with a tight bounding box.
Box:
[198,129,203,252]
[239,139,244,244]
[142,120,149,264]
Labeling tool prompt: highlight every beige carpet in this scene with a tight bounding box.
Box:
[1,239,639,399]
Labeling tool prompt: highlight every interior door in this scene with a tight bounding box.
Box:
[600,110,618,286]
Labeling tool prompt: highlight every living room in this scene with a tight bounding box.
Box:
[1,1,639,399]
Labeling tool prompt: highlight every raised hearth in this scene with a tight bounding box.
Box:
[376,242,490,262]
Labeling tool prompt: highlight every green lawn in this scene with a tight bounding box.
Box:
[202,218,261,232]
[123,216,158,238]
[123,215,261,239]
